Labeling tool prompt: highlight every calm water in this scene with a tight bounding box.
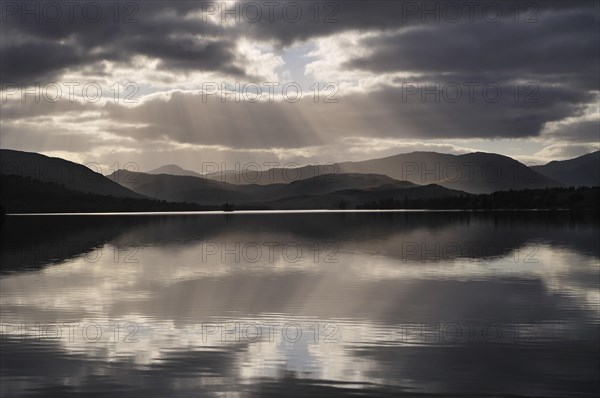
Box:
[1,212,599,397]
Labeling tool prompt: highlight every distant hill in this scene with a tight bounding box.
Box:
[280,173,416,197]
[106,170,424,206]
[0,149,143,198]
[3,150,583,212]
[336,152,562,193]
[1,174,201,213]
[531,151,600,187]
[146,164,203,178]
[248,183,466,210]
[107,170,254,205]
[203,151,562,194]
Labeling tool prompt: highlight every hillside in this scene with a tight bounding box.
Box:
[106,170,423,206]
[243,183,466,210]
[203,151,562,194]
[1,174,202,213]
[146,164,203,178]
[531,151,600,187]
[3,150,589,212]
[0,149,143,198]
[107,170,254,205]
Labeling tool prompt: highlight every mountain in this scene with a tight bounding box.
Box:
[279,173,416,196]
[0,149,143,198]
[1,174,201,213]
[204,151,562,194]
[106,170,423,206]
[107,170,249,205]
[335,152,561,193]
[531,151,600,187]
[3,150,577,212]
[146,164,203,178]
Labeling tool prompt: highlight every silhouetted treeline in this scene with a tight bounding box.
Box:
[357,186,600,210]
[1,175,204,213]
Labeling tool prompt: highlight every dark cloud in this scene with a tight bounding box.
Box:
[345,7,599,90]
[1,0,598,155]
[237,0,597,46]
[0,1,241,83]
[3,1,598,84]
[0,39,88,83]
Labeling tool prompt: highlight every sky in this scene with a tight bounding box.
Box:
[1,0,599,173]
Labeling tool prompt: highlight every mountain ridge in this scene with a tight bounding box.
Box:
[199,150,562,193]
[3,149,595,212]
[0,149,144,199]
[105,170,430,206]
[531,151,599,187]
[146,164,203,178]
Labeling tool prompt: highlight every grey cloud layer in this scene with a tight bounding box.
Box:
[3,1,598,83]
[96,84,593,147]
[1,0,598,154]
[1,1,238,82]
[238,0,596,46]
[345,7,599,90]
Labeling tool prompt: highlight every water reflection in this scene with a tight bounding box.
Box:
[1,212,599,397]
